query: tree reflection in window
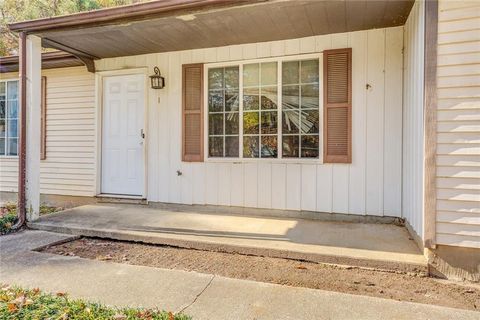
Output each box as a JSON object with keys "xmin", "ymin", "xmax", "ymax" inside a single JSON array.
[
  {"xmin": 243, "ymin": 62, "xmax": 278, "ymax": 158},
  {"xmin": 208, "ymin": 67, "xmax": 239, "ymax": 157},
  {"xmin": 207, "ymin": 58, "xmax": 319, "ymax": 159},
  {"xmin": 282, "ymin": 59, "xmax": 319, "ymax": 158}
]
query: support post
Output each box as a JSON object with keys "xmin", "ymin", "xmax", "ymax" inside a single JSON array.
[
  {"xmin": 423, "ymin": 0, "xmax": 438, "ymax": 249},
  {"xmin": 25, "ymin": 35, "xmax": 42, "ymax": 221},
  {"xmin": 16, "ymin": 32, "xmax": 27, "ymax": 228}
]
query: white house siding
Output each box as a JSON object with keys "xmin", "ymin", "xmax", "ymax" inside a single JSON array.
[
  {"xmin": 403, "ymin": 0, "xmax": 425, "ymax": 240},
  {"xmin": 0, "ymin": 66, "xmax": 96, "ymax": 197},
  {"xmin": 97, "ymin": 26, "xmax": 404, "ymax": 217},
  {"xmin": 436, "ymin": 0, "xmax": 480, "ymax": 248}
]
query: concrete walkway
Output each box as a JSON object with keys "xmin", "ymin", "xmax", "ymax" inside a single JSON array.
[
  {"xmin": 28, "ymin": 204, "xmax": 426, "ymax": 272},
  {"xmin": 0, "ymin": 230, "xmax": 478, "ymax": 320}
]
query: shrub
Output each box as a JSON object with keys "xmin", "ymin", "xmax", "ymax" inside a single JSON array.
[{"xmin": 0, "ymin": 205, "xmax": 17, "ymax": 235}]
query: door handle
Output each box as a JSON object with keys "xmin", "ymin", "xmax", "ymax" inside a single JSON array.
[{"xmin": 140, "ymin": 129, "xmax": 145, "ymax": 145}]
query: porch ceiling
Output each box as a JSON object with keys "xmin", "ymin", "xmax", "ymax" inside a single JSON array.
[{"xmin": 10, "ymin": 0, "xmax": 414, "ymax": 60}]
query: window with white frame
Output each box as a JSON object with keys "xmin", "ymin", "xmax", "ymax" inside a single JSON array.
[
  {"xmin": 206, "ymin": 56, "xmax": 320, "ymax": 159},
  {"xmin": 0, "ymin": 80, "xmax": 19, "ymax": 156},
  {"xmin": 282, "ymin": 60, "xmax": 320, "ymax": 158},
  {"xmin": 208, "ymin": 66, "xmax": 240, "ymax": 157}
]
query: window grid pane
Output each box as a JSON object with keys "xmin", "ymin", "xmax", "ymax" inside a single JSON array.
[
  {"xmin": 282, "ymin": 59, "xmax": 319, "ymax": 159},
  {"xmin": 207, "ymin": 58, "xmax": 318, "ymax": 160},
  {"xmin": 208, "ymin": 67, "xmax": 239, "ymax": 157},
  {"xmin": 243, "ymin": 62, "xmax": 278, "ymax": 158},
  {"xmin": 0, "ymin": 80, "xmax": 19, "ymax": 156}
]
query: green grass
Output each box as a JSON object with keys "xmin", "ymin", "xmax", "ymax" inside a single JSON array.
[
  {"xmin": 0, "ymin": 285, "xmax": 191, "ymax": 320},
  {"xmin": 40, "ymin": 205, "xmax": 62, "ymax": 216}
]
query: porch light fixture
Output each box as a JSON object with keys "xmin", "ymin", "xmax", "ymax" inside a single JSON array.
[{"xmin": 150, "ymin": 67, "xmax": 165, "ymax": 89}]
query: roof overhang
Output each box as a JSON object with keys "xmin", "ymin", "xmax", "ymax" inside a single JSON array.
[
  {"xmin": 8, "ymin": 0, "xmax": 414, "ymax": 71},
  {"xmin": 0, "ymin": 51, "xmax": 83, "ymax": 73}
]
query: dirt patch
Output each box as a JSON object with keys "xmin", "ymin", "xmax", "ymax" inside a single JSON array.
[{"xmin": 42, "ymin": 238, "xmax": 480, "ymax": 311}]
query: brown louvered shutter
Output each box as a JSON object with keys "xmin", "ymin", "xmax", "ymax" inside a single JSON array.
[
  {"xmin": 40, "ymin": 76, "xmax": 47, "ymax": 160},
  {"xmin": 182, "ymin": 63, "xmax": 204, "ymax": 162},
  {"xmin": 323, "ymin": 48, "xmax": 352, "ymax": 163}
]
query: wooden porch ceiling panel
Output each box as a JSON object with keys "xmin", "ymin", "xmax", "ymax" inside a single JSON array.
[{"xmin": 37, "ymin": 0, "xmax": 414, "ymax": 59}]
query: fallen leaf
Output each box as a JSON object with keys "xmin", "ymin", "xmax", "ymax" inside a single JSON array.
[
  {"xmin": 13, "ymin": 295, "xmax": 26, "ymax": 306},
  {"xmin": 97, "ymin": 255, "xmax": 112, "ymax": 261},
  {"xmin": 56, "ymin": 292, "xmax": 66, "ymax": 297},
  {"xmin": 32, "ymin": 288, "xmax": 40, "ymax": 295},
  {"xmin": 136, "ymin": 310, "xmax": 153, "ymax": 319},
  {"xmin": 168, "ymin": 311, "xmax": 175, "ymax": 320},
  {"xmin": 296, "ymin": 265, "xmax": 307, "ymax": 270},
  {"xmin": 7, "ymin": 303, "xmax": 17, "ymax": 312}
]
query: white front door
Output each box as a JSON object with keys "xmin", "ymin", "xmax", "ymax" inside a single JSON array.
[{"xmin": 101, "ymin": 74, "xmax": 145, "ymax": 196}]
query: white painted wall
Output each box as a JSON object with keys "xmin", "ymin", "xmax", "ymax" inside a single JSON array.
[
  {"xmin": 0, "ymin": 28, "xmax": 405, "ymax": 218},
  {"xmin": 403, "ymin": 0, "xmax": 425, "ymax": 239},
  {"xmin": 436, "ymin": 0, "xmax": 480, "ymax": 248},
  {"xmin": 96, "ymin": 26, "xmax": 404, "ymax": 217},
  {"xmin": 0, "ymin": 66, "xmax": 96, "ymax": 197}
]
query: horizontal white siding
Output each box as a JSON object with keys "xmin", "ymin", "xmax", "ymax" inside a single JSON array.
[
  {"xmin": 436, "ymin": 0, "xmax": 480, "ymax": 248},
  {"xmin": 97, "ymin": 26, "xmax": 404, "ymax": 217},
  {"xmin": 403, "ymin": 0, "xmax": 425, "ymax": 240},
  {"xmin": 0, "ymin": 67, "xmax": 96, "ymax": 197}
]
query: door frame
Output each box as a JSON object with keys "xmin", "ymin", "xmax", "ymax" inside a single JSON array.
[{"xmin": 95, "ymin": 67, "xmax": 149, "ymax": 199}]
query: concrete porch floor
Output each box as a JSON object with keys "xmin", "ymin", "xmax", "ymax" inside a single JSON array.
[{"xmin": 28, "ymin": 204, "xmax": 426, "ymax": 273}]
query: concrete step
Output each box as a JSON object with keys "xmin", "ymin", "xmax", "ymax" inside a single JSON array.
[
  {"xmin": 28, "ymin": 204, "xmax": 427, "ymax": 275},
  {"xmin": 29, "ymin": 222, "xmax": 427, "ymax": 275},
  {"xmin": 95, "ymin": 195, "xmax": 148, "ymax": 205}
]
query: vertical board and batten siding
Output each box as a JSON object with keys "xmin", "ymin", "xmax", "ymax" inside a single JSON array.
[
  {"xmin": 97, "ymin": 26, "xmax": 404, "ymax": 217},
  {"xmin": 403, "ymin": 0, "xmax": 425, "ymax": 239},
  {"xmin": 436, "ymin": 0, "xmax": 480, "ymax": 248},
  {"xmin": 0, "ymin": 66, "xmax": 96, "ymax": 197}
]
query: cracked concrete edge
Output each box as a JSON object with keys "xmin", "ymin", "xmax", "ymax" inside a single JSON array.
[
  {"xmin": 30, "ymin": 233, "xmax": 81, "ymax": 252},
  {"xmin": 28, "ymin": 222, "xmax": 428, "ymax": 274},
  {"xmin": 0, "ymin": 230, "xmax": 81, "ymax": 255},
  {"xmin": 177, "ymin": 275, "xmax": 216, "ymax": 315}
]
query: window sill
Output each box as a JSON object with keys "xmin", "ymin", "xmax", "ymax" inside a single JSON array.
[
  {"xmin": 203, "ymin": 157, "xmax": 327, "ymax": 165},
  {"xmin": 0, "ymin": 156, "xmax": 18, "ymax": 159}
]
